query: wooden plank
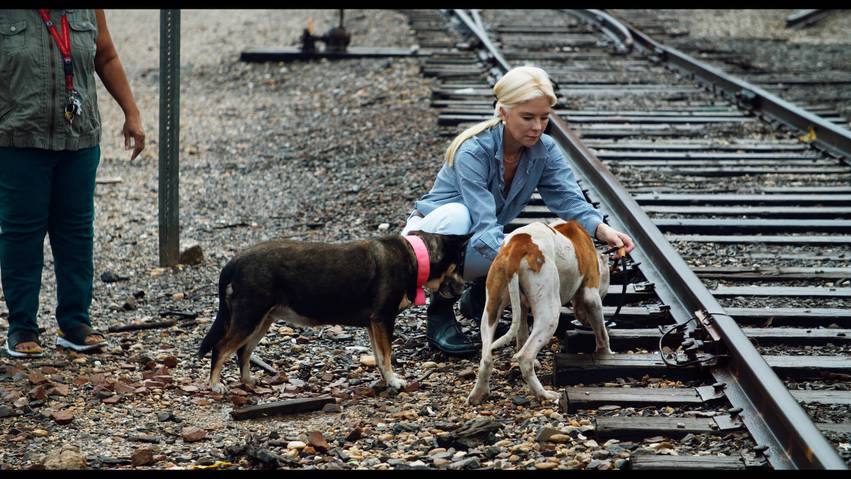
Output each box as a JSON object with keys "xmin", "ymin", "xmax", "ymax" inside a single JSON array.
[
  {"xmin": 564, "ymin": 386, "xmax": 707, "ymax": 412},
  {"xmin": 230, "ymin": 396, "xmax": 335, "ymax": 421},
  {"xmin": 654, "ymin": 218, "xmax": 851, "ymax": 233},
  {"xmin": 609, "ymin": 159, "xmax": 833, "ymax": 167},
  {"xmin": 439, "ymin": 113, "xmax": 750, "ymax": 125},
  {"xmin": 647, "ymin": 205, "xmax": 851, "ymax": 217},
  {"xmin": 598, "ymin": 151, "xmax": 821, "ymax": 160},
  {"xmin": 628, "ymin": 454, "xmax": 750, "ymax": 470},
  {"xmin": 531, "ymin": 192, "xmax": 851, "ymax": 206},
  {"xmin": 632, "ymin": 193, "xmax": 851, "ymax": 205},
  {"xmin": 554, "ymin": 353, "xmax": 851, "ymax": 385},
  {"xmin": 711, "ymin": 286, "xmax": 851, "ymax": 298},
  {"xmin": 559, "ymin": 306, "xmax": 672, "ymax": 328},
  {"xmin": 631, "ymin": 166, "xmax": 850, "ymax": 176},
  {"xmin": 576, "ymin": 129, "xmax": 706, "ymax": 138},
  {"xmin": 667, "ymin": 234, "xmax": 851, "ymax": 245},
  {"xmin": 761, "ymin": 355, "xmax": 851, "ymax": 376},
  {"xmin": 436, "ymin": 108, "xmax": 750, "ymax": 118},
  {"xmin": 560, "ymin": 306, "xmax": 851, "ymax": 328},
  {"xmin": 727, "ymin": 307, "xmax": 851, "ymax": 327},
  {"xmin": 760, "ymin": 186, "xmax": 851, "ymax": 193},
  {"xmin": 563, "ymin": 327, "xmax": 851, "ymax": 352},
  {"xmin": 583, "ymin": 141, "xmax": 808, "ymax": 151},
  {"xmin": 594, "ymin": 415, "xmax": 741, "ymax": 440},
  {"xmin": 790, "ymin": 390, "xmax": 851, "ymax": 405},
  {"xmin": 816, "ymin": 422, "xmax": 851, "ymax": 434},
  {"xmin": 692, "ymin": 266, "xmax": 851, "ymax": 280},
  {"xmin": 511, "ymin": 216, "xmax": 851, "ymax": 233},
  {"xmin": 108, "ymin": 319, "xmax": 176, "ymax": 333},
  {"xmin": 553, "ymin": 353, "xmax": 707, "ymax": 385}
]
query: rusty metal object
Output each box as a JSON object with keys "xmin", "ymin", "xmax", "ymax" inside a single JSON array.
[{"xmin": 242, "ymin": 10, "xmax": 424, "ymax": 63}]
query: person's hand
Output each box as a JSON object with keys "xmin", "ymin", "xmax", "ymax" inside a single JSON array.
[
  {"xmin": 595, "ymin": 223, "xmax": 635, "ymax": 258},
  {"xmin": 123, "ymin": 113, "xmax": 145, "ymax": 161}
]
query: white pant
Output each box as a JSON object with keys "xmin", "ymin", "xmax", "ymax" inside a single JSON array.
[{"xmin": 401, "ymin": 203, "xmax": 493, "ymax": 281}]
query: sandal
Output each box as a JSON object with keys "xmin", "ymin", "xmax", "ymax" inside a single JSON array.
[
  {"xmin": 4, "ymin": 330, "xmax": 45, "ymax": 358},
  {"xmin": 56, "ymin": 323, "xmax": 108, "ymax": 352}
]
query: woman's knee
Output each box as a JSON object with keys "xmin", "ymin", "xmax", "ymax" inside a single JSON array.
[{"xmin": 433, "ymin": 203, "xmax": 472, "ymax": 235}]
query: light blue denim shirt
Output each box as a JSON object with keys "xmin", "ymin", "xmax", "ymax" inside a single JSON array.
[{"xmin": 414, "ymin": 123, "xmax": 604, "ymax": 261}]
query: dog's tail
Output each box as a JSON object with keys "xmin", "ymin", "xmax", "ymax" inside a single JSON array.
[
  {"xmin": 492, "ymin": 273, "xmax": 522, "ymax": 350},
  {"xmin": 197, "ymin": 259, "xmax": 236, "ymax": 358}
]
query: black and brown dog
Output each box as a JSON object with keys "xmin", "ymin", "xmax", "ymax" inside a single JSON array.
[{"xmin": 198, "ymin": 231, "xmax": 470, "ymax": 394}]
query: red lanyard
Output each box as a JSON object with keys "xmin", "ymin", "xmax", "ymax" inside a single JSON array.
[{"xmin": 38, "ymin": 9, "xmax": 75, "ymax": 92}]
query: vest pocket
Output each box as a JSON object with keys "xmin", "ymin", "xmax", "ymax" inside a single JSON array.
[
  {"xmin": 69, "ymin": 17, "xmax": 98, "ymax": 55},
  {"xmin": 0, "ymin": 21, "xmax": 28, "ymax": 54}
]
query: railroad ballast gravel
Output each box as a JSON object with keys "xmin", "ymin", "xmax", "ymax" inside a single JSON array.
[
  {"xmin": 0, "ymin": 9, "xmax": 669, "ymax": 470},
  {"xmin": 0, "ymin": 9, "xmax": 847, "ymax": 470}
]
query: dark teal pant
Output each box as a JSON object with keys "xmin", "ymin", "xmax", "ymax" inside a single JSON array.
[{"xmin": 0, "ymin": 146, "xmax": 100, "ymax": 340}]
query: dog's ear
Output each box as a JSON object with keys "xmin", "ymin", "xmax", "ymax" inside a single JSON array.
[
  {"xmin": 440, "ymin": 233, "xmax": 473, "ymax": 256},
  {"xmin": 447, "ymin": 232, "xmax": 474, "ymax": 247}
]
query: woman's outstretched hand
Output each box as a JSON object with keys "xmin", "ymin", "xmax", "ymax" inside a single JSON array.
[{"xmin": 595, "ymin": 223, "xmax": 635, "ymax": 258}]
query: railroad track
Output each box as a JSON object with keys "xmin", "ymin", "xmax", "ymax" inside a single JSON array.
[
  {"xmin": 609, "ymin": 9, "xmax": 851, "ymax": 127},
  {"xmin": 403, "ymin": 9, "xmax": 850, "ymax": 470}
]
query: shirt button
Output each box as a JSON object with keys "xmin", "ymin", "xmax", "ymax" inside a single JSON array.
[{"xmin": 10, "ymin": 26, "xmax": 16, "ymax": 31}]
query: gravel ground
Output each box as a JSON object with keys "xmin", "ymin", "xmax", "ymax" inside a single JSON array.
[
  {"xmin": 0, "ymin": 9, "xmax": 641, "ymax": 471},
  {"xmin": 1, "ymin": 9, "xmax": 848, "ymax": 470},
  {"xmin": 668, "ymin": 10, "xmax": 851, "ymax": 45}
]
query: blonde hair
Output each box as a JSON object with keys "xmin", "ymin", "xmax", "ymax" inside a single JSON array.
[{"xmin": 444, "ymin": 66, "xmax": 558, "ymax": 166}]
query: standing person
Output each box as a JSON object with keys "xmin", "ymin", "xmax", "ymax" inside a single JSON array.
[
  {"xmin": 1, "ymin": 9, "xmax": 145, "ymax": 357},
  {"xmin": 402, "ymin": 66, "xmax": 634, "ymax": 356}
]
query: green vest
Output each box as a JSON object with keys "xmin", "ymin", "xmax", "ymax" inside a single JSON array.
[{"xmin": 0, "ymin": 9, "xmax": 101, "ymax": 151}]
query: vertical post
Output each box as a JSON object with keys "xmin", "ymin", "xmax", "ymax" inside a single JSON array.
[{"xmin": 159, "ymin": 10, "xmax": 180, "ymax": 266}]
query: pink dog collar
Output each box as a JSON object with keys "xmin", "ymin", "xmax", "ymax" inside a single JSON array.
[{"xmin": 403, "ymin": 235, "xmax": 430, "ymax": 306}]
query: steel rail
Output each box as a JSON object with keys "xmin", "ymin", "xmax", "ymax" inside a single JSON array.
[
  {"xmin": 786, "ymin": 10, "xmax": 831, "ymax": 29},
  {"xmin": 606, "ymin": 11, "xmax": 851, "ymax": 162},
  {"xmin": 563, "ymin": 9, "xmax": 633, "ymax": 54},
  {"xmin": 448, "ymin": 9, "xmax": 847, "ymax": 470}
]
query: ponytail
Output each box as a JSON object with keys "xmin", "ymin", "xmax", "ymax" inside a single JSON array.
[{"xmin": 444, "ymin": 117, "xmax": 501, "ymax": 167}]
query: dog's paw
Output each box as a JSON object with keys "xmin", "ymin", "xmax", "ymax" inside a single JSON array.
[
  {"xmin": 210, "ymin": 382, "xmax": 228, "ymax": 395},
  {"xmin": 387, "ymin": 376, "xmax": 407, "ymax": 391},
  {"xmin": 241, "ymin": 375, "xmax": 256, "ymax": 387},
  {"xmin": 467, "ymin": 389, "xmax": 488, "ymax": 405},
  {"xmin": 537, "ymin": 389, "xmax": 561, "ymax": 404},
  {"xmin": 594, "ymin": 347, "xmax": 615, "ymax": 356}
]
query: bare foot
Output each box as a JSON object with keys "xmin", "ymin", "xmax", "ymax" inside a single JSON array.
[
  {"xmin": 16, "ymin": 341, "xmax": 44, "ymax": 354},
  {"xmin": 84, "ymin": 333, "xmax": 105, "ymax": 345}
]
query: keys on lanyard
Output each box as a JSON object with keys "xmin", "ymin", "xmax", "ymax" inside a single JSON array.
[
  {"xmin": 65, "ymin": 90, "xmax": 83, "ymax": 125},
  {"xmin": 38, "ymin": 9, "xmax": 83, "ymax": 125}
]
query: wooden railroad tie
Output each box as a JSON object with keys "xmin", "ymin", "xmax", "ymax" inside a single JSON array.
[
  {"xmin": 562, "ymin": 386, "xmax": 851, "ymax": 413},
  {"xmin": 553, "ymin": 353, "xmax": 851, "ymax": 384},
  {"xmin": 231, "ymin": 395, "xmax": 335, "ymax": 421}
]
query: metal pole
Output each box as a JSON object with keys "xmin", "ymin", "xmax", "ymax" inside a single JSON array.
[{"xmin": 159, "ymin": 9, "xmax": 180, "ymax": 266}]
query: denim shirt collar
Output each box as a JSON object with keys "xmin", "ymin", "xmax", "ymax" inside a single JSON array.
[{"xmin": 490, "ymin": 122, "xmax": 549, "ymax": 203}]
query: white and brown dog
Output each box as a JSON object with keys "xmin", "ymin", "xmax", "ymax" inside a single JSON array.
[{"xmin": 467, "ymin": 220, "xmax": 613, "ymax": 405}]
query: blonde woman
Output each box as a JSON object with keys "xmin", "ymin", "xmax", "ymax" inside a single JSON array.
[{"xmin": 402, "ymin": 66, "xmax": 634, "ymax": 355}]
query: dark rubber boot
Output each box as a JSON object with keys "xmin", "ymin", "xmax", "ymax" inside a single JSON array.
[
  {"xmin": 459, "ymin": 278, "xmax": 511, "ymax": 337},
  {"xmin": 458, "ymin": 277, "xmax": 486, "ymax": 321},
  {"xmin": 426, "ymin": 294, "xmax": 478, "ymax": 356}
]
